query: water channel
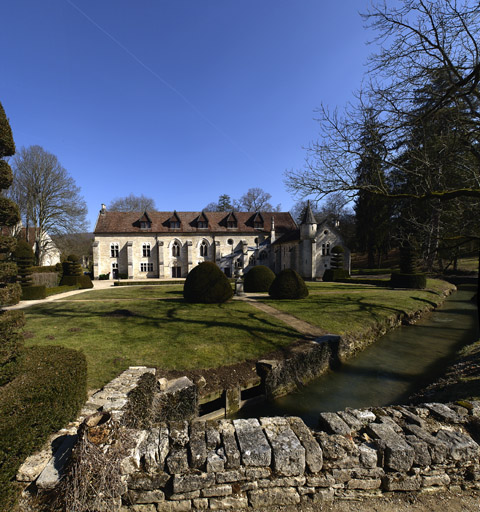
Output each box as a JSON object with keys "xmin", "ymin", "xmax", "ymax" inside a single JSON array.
[{"xmin": 235, "ymin": 284, "xmax": 479, "ymax": 427}]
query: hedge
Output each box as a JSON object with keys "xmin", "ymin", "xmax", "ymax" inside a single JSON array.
[
  {"xmin": 390, "ymin": 272, "xmax": 427, "ymax": 289},
  {"xmin": 45, "ymin": 285, "xmax": 79, "ymax": 297},
  {"xmin": 21, "ymin": 285, "xmax": 47, "ymax": 300},
  {"xmin": 60, "ymin": 275, "xmax": 93, "ymax": 289},
  {"xmin": 114, "ymin": 280, "xmax": 184, "ymax": 286},
  {"xmin": 0, "ymin": 346, "xmax": 87, "ymax": 510},
  {"xmin": 322, "ymin": 268, "xmax": 351, "ymax": 282}
]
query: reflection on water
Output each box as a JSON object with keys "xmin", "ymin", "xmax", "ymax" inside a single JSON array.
[{"xmin": 234, "ymin": 285, "xmax": 479, "ymax": 427}]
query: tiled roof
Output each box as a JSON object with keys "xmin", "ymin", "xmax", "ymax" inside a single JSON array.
[{"xmin": 94, "ymin": 211, "xmax": 297, "ymax": 234}]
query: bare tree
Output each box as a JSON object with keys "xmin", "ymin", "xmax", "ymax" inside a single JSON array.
[
  {"xmin": 11, "ymin": 145, "xmax": 88, "ymax": 264},
  {"xmin": 234, "ymin": 188, "xmax": 281, "ymax": 212},
  {"xmin": 108, "ymin": 194, "xmax": 156, "ymax": 212},
  {"xmin": 285, "ymin": 0, "xmax": 480, "ymax": 202}
]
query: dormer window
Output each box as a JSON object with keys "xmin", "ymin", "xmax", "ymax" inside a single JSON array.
[
  {"xmin": 254, "ymin": 221, "xmax": 263, "ymax": 229},
  {"xmin": 170, "ymin": 221, "xmax": 180, "ymax": 229},
  {"xmin": 140, "ymin": 221, "xmax": 151, "ymax": 229},
  {"xmin": 227, "ymin": 220, "xmax": 237, "ymax": 229},
  {"xmin": 198, "ymin": 221, "xmax": 208, "ymax": 229},
  {"xmin": 252, "ymin": 212, "xmax": 264, "ymax": 229}
]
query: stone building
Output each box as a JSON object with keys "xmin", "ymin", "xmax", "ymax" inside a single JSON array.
[{"xmin": 92, "ymin": 202, "xmax": 349, "ymax": 280}]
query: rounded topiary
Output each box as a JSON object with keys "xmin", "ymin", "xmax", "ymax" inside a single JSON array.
[
  {"xmin": 244, "ymin": 265, "xmax": 275, "ymax": 292},
  {"xmin": 183, "ymin": 262, "xmax": 233, "ymax": 303},
  {"xmin": 268, "ymin": 269, "xmax": 309, "ymax": 300}
]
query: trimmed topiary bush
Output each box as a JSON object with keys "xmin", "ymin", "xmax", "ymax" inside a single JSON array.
[
  {"xmin": 390, "ymin": 272, "xmax": 427, "ymax": 289},
  {"xmin": 13, "ymin": 240, "xmax": 34, "ymax": 288},
  {"xmin": 268, "ymin": 269, "xmax": 309, "ymax": 300},
  {"xmin": 0, "ymin": 345, "xmax": 87, "ymax": 510},
  {"xmin": 183, "ymin": 262, "xmax": 233, "ymax": 303},
  {"xmin": 21, "ymin": 285, "xmax": 47, "ymax": 300},
  {"xmin": 390, "ymin": 240, "xmax": 426, "ymax": 289},
  {"xmin": 244, "ymin": 265, "xmax": 276, "ymax": 292},
  {"xmin": 0, "ymin": 310, "xmax": 24, "ymax": 386},
  {"xmin": 61, "ymin": 274, "xmax": 93, "ymax": 289},
  {"xmin": 322, "ymin": 268, "xmax": 351, "ymax": 282},
  {"xmin": 331, "ymin": 245, "xmax": 345, "ymax": 270}
]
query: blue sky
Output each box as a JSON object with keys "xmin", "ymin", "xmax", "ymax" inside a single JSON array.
[{"xmin": 2, "ymin": 1, "xmax": 374, "ymax": 229}]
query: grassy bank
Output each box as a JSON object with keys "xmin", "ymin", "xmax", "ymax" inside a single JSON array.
[{"xmin": 262, "ymin": 279, "xmax": 454, "ymax": 336}]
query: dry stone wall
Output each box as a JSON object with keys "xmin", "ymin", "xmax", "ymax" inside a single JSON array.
[
  {"xmin": 118, "ymin": 402, "xmax": 480, "ymax": 511},
  {"xmin": 18, "ymin": 366, "xmax": 480, "ymax": 511}
]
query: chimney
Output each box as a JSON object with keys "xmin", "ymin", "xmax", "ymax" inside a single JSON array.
[
  {"xmin": 270, "ymin": 216, "xmax": 275, "ymax": 244},
  {"xmin": 100, "ymin": 204, "xmax": 106, "ymax": 214}
]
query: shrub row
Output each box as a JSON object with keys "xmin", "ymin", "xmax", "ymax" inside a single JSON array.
[
  {"xmin": 60, "ymin": 275, "xmax": 93, "ymax": 289},
  {"xmin": 322, "ymin": 268, "xmax": 351, "ymax": 282},
  {"xmin": 0, "ymin": 346, "xmax": 87, "ymax": 510},
  {"xmin": 21, "ymin": 285, "xmax": 46, "ymax": 300},
  {"xmin": 113, "ymin": 280, "xmax": 185, "ymax": 287},
  {"xmin": 390, "ymin": 272, "xmax": 427, "ymax": 289},
  {"xmin": 29, "ymin": 264, "xmax": 62, "ymax": 274}
]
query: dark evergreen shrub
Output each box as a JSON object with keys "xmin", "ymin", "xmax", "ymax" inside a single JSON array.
[
  {"xmin": 79, "ymin": 275, "xmax": 93, "ymax": 289},
  {"xmin": 0, "ymin": 310, "xmax": 24, "ymax": 386},
  {"xmin": 331, "ymin": 245, "xmax": 345, "ymax": 270},
  {"xmin": 13, "ymin": 240, "xmax": 34, "ymax": 288},
  {"xmin": 0, "ymin": 345, "xmax": 87, "ymax": 510},
  {"xmin": 323, "ymin": 268, "xmax": 350, "ymax": 282},
  {"xmin": 21, "ymin": 285, "xmax": 47, "ymax": 300},
  {"xmin": 390, "ymin": 272, "xmax": 427, "ymax": 289},
  {"xmin": 268, "ymin": 269, "xmax": 309, "ymax": 299},
  {"xmin": 67, "ymin": 254, "xmax": 83, "ymax": 276},
  {"xmin": 183, "ymin": 261, "xmax": 233, "ymax": 303},
  {"xmin": 244, "ymin": 265, "xmax": 276, "ymax": 292},
  {"xmin": 0, "ymin": 101, "xmax": 23, "ymax": 386},
  {"xmin": 98, "ymin": 273, "xmax": 110, "ymax": 280},
  {"xmin": 61, "ymin": 275, "xmax": 92, "ymax": 288}
]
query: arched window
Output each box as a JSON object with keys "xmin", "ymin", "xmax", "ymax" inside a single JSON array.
[
  {"xmin": 110, "ymin": 243, "xmax": 119, "ymax": 258},
  {"xmin": 200, "ymin": 241, "xmax": 208, "ymax": 257},
  {"xmin": 172, "ymin": 241, "xmax": 180, "ymax": 257},
  {"xmin": 143, "ymin": 243, "xmax": 151, "ymax": 257}
]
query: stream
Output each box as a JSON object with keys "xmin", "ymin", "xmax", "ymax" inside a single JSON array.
[{"xmin": 235, "ymin": 284, "xmax": 479, "ymax": 427}]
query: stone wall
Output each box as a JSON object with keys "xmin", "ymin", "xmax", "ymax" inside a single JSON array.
[
  {"xmin": 116, "ymin": 401, "xmax": 480, "ymax": 511},
  {"xmin": 18, "ymin": 366, "xmax": 480, "ymax": 510}
]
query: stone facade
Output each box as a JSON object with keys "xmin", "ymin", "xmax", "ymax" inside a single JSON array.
[{"xmin": 92, "ymin": 204, "xmax": 349, "ymax": 280}]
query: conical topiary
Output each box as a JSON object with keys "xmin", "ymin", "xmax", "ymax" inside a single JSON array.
[
  {"xmin": 244, "ymin": 265, "xmax": 275, "ymax": 292},
  {"xmin": 268, "ymin": 269, "xmax": 309, "ymax": 300},
  {"xmin": 330, "ymin": 245, "xmax": 344, "ymax": 270},
  {"xmin": 13, "ymin": 240, "xmax": 34, "ymax": 289},
  {"xmin": 183, "ymin": 262, "xmax": 233, "ymax": 303}
]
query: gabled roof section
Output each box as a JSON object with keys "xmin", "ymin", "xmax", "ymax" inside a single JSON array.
[
  {"xmin": 94, "ymin": 211, "xmax": 297, "ymax": 234},
  {"xmin": 301, "ymin": 201, "xmax": 317, "ymax": 225},
  {"xmin": 253, "ymin": 212, "xmax": 264, "ymax": 225},
  {"xmin": 167, "ymin": 211, "xmax": 181, "ymax": 223},
  {"xmin": 225, "ymin": 211, "xmax": 237, "ymax": 223},
  {"xmin": 138, "ymin": 211, "xmax": 152, "ymax": 223}
]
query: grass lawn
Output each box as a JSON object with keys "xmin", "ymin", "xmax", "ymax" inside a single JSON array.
[
  {"xmin": 67, "ymin": 284, "xmax": 184, "ymax": 300},
  {"xmin": 261, "ymin": 279, "xmax": 454, "ymax": 336},
  {"xmin": 23, "ymin": 279, "xmax": 455, "ymax": 390},
  {"xmin": 23, "ymin": 298, "xmax": 298, "ymax": 390}
]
